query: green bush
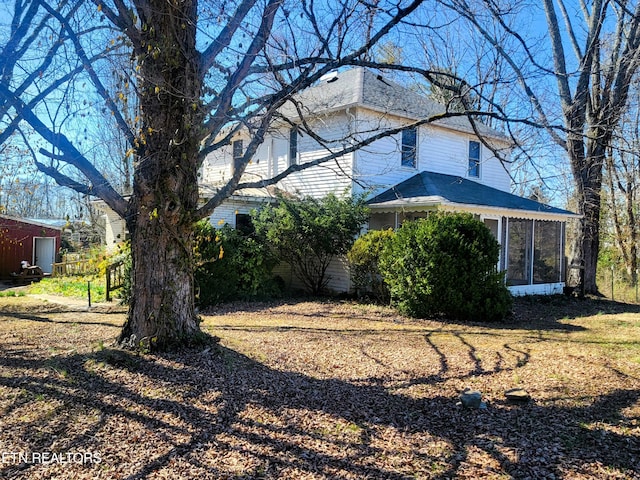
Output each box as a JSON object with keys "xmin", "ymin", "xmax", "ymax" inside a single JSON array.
[
  {"xmin": 193, "ymin": 221, "xmax": 281, "ymax": 307},
  {"xmin": 347, "ymin": 229, "xmax": 394, "ymax": 302},
  {"xmin": 253, "ymin": 193, "xmax": 369, "ymax": 295},
  {"xmin": 379, "ymin": 212, "xmax": 512, "ymax": 321}
]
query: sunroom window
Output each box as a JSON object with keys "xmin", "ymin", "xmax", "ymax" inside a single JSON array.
[
  {"xmin": 506, "ymin": 219, "xmax": 533, "ymax": 286},
  {"xmin": 506, "ymin": 219, "xmax": 563, "ymax": 286},
  {"xmin": 533, "ymin": 221, "xmax": 562, "ymax": 284}
]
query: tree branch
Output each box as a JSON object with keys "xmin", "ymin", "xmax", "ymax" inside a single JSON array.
[
  {"xmin": 199, "ymin": 0, "xmax": 259, "ymax": 72},
  {"xmin": 0, "ymin": 83, "xmax": 128, "ymax": 217},
  {"xmin": 39, "ymin": 0, "xmax": 136, "ymax": 147}
]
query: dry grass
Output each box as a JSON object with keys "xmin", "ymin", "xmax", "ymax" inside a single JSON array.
[{"xmin": 0, "ymin": 295, "xmax": 639, "ymax": 479}]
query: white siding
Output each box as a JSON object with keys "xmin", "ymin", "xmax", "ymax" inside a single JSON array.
[
  {"xmin": 202, "ymin": 113, "xmax": 354, "ymax": 199},
  {"xmin": 202, "ymin": 107, "xmax": 511, "ymax": 199},
  {"xmin": 104, "ymin": 210, "xmax": 127, "ymax": 253},
  {"xmin": 273, "ymin": 256, "xmax": 351, "ymax": 294},
  {"xmin": 208, "ymin": 198, "xmax": 268, "ymax": 228},
  {"xmin": 351, "ymin": 108, "xmax": 512, "ymax": 196},
  {"xmin": 276, "ymin": 112, "xmax": 354, "ymax": 198}
]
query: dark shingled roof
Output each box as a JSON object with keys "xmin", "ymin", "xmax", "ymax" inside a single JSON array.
[{"xmin": 367, "ymin": 171, "xmax": 575, "ymax": 216}]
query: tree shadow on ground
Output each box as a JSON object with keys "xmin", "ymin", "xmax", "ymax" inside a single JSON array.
[
  {"xmin": 0, "ymin": 312, "xmax": 123, "ymax": 326},
  {"xmin": 512, "ymin": 294, "xmax": 640, "ymax": 321},
  {"xmin": 0, "ymin": 332, "xmax": 638, "ymax": 479},
  {"xmin": 208, "ymin": 296, "xmax": 593, "ymax": 334}
]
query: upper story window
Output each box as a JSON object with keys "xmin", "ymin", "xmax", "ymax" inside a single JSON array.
[
  {"xmin": 468, "ymin": 140, "xmax": 480, "ymax": 178},
  {"xmin": 232, "ymin": 139, "xmax": 243, "ymax": 174},
  {"xmin": 232, "ymin": 139, "xmax": 243, "ymax": 160},
  {"xmin": 401, "ymin": 127, "xmax": 417, "ymax": 168},
  {"xmin": 289, "ymin": 128, "xmax": 298, "ymax": 167}
]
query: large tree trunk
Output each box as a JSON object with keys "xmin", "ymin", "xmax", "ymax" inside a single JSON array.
[
  {"xmin": 573, "ymin": 186, "xmax": 602, "ymax": 294},
  {"xmin": 567, "ymin": 132, "xmax": 605, "ymax": 295},
  {"xmin": 119, "ymin": 207, "xmax": 199, "ymax": 350},
  {"xmin": 118, "ymin": 0, "xmax": 204, "ymax": 350}
]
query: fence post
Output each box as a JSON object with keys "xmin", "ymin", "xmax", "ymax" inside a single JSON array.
[{"xmin": 106, "ymin": 266, "xmax": 112, "ymax": 302}]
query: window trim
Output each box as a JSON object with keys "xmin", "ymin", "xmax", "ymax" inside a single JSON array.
[
  {"xmin": 468, "ymin": 139, "xmax": 480, "ymax": 178},
  {"xmin": 232, "ymin": 139, "xmax": 243, "ymax": 160},
  {"xmin": 232, "ymin": 139, "xmax": 243, "ymax": 175},
  {"xmin": 289, "ymin": 127, "xmax": 298, "ymax": 167},
  {"xmin": 401, "ymin": 127, "xmax": 417, "ymax": 168}
]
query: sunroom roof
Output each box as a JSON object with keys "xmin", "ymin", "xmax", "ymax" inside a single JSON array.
[{"xmin": 367, "ymin": 171, "xmax": 576, "ymax": 218}]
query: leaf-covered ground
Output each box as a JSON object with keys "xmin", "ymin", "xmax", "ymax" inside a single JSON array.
[{"xmin": 0, "ymin": 294, "xmax": 639, "ymax": 479}]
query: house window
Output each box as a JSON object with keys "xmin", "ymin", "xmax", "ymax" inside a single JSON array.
[
  {"xmin": 232, "ymin": 139, "xmax": 243, "ymax": 160},
  {"xmin": 506, "ymin": 219, "xmax": 564, "ymax": 286},
  {"xmin": 232, "ymin": 139, "xmax": 243, "ymax": 174},
  {"xmin": 235, "ymin": 213, "xmax": 254, "ymax": 236},
  {"xmin": 506, "ymin": 219, "xmax": 533, "ymax": 286},
  {"xmin": 468, "ymin": 140, "xmax": 480, "ymax": 177},
  {"xmin": 289, "ymin": 128, "xmax": 298, "ymax": 166},
  {"xmin": 401, "ymin": 127, "xmax": 417, "ymax": 168}
]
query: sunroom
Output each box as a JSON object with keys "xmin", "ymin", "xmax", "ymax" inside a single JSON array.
[{"xmin": 366, "ymin": 171, "xmax": 579, "ymax": 296}]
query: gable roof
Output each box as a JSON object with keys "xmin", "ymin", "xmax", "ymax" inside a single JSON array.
[
  {"xmin": 287, "ymin": 68, "xmax": 507, "ymax": 141},
  {"xmin": 0, "ymin": 214, "xmax": 64, "ymax": 231},
  {"xmin": 367, "ymin": 171, "xmax": 576, "ymax": 219}
]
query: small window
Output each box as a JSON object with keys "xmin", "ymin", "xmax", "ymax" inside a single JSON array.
[
  {"xmin": 289, "ymin": 128, "xmax": 298, "ymax": 166},
  {"xmin": 468, "ymin": 140, "xmax": 480, "ymax": 177},
  {"xmin": 236, "ymin": 213, "xmax": 254, "ymax": 236},
  {"xmin": 401, "ymin": 127, "xmax": 417, "ymax": 168},
  {"xmin": 232, "ymin": 140, "xmax": 243, "ymax": 174},
  {"xmin": 232, "ymin": 139, "xmax": 243, "ymax": 160}
]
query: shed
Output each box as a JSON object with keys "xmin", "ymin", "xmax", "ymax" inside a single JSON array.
[{"xmin": 0, "ymin": 215, "xmax": 62, "ymax": 279}]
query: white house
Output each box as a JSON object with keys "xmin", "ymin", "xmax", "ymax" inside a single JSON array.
[{"xmin": 202, "ymin": 67, "xmax": 577, "ymax": 296}]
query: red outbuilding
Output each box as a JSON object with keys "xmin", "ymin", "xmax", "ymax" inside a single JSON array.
[{"xmin": 0, "ymin": 215, "xmax": 62, "ymax": 280}]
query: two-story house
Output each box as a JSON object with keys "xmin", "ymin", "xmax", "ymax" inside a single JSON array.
[{"xmin": 202, "ymin": 67, "xmax": 577, "ymax": 296}]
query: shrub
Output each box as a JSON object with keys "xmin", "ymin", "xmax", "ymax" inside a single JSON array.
[
  {"xmin": 347, "ymin": 229, "xmax": 394, "ymax": 302},
  {"xmin": 379, "ymin": 212, "xmax": 512, "ymax": 321},
  {"xmin": 253, "ymin": 193, "xmax": 369, "ymax": 295},
  {"xmin": 193, "ymin": 221, "xmax": 280, "ymax": 307}
]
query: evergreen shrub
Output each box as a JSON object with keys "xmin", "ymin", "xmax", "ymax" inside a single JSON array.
[
  {"xmin": 193, "ymin": 221, "xmax": 281, "ymax": 307},
  {"xmin": 347, "ymin": 229, "xmax": 394, "ymax": 302},
  {"xmin": 379, "ymin": 212, "xmax": 512, "ymax": 321},
  {"xmin": 253, "ymin": 193, "xmax": 369, "ymax": 295}
]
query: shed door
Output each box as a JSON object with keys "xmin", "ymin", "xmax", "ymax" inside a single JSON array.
[{"xmin": 34, "ymin": 237, "xmax": 56, "ymax": 274}]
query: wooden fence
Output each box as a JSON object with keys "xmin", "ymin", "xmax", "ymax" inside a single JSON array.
[
  {"xmin": 106, "ymin": 260, "xmax": 126, "ymax": 302},
  {"xmin": 52, "ymin": 259, "xmax": 93, "ymax": 277}
]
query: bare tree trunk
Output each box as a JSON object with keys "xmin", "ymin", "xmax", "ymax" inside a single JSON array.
[
  {"xmin": 117, "ymin": 0, "xmax": 204, "ymax": 349},
  {"xmin": 628, "ymin": 186, "xmax": 638, "ymax": 285},
  {"xmin": 119, "ymin": 208, "xmax": 199, "ymax": 350},
  {"xmin": 568, "ymin": 129, "xmax": 608, "ymax": 294},
  {"xmin": 605, "ymin": 156, "xmax": 631, "ymax": 271}
]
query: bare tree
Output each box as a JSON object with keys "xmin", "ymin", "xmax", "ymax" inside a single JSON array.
[
  {"xmin": 603, "ymin": 77, "xmax": 640, "ymax": 285},
  {"xmin": 436, "ymin": 0, "xmax": 640, "ymax": 294},
  {"xmin": 1, "ymin": 0, "xmax": 454, "ymax": 350},
  {"xmin": 1, "ymin": 0, "xmax": 530, "ymax": 349}
]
